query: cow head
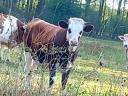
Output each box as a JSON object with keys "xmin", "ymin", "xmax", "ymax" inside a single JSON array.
[
  {"xmin": 119, "ymin": 34, "xmax": 128, "ymax": 50},
  {"xmin": 0, "ymin": 14, "xmax": 25, "ymax": 48},
  {"xmin": 58, "ymin": 17, "xmax": 94, "ymax": 51}
]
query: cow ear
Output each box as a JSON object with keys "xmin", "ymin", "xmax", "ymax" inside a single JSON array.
[
  {"xmin": 83, "ymin": 23, "xmax": 94, "ymax": 32},
  {"xmin": 118, "ymin": 36, "xmax": 124, "ymax": 41},
  {"xmin": 58, "ymin": 20, "xmax": 68, "ymax": 28},
  {"xmin": 19, "ymin": 26, "xmax": 24, "ymax": 32},
  {"xmin": 19, "ymin": 25, "xmax": 27, "ymax": 32}
]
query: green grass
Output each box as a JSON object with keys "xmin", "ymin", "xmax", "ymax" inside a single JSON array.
[{"xmin": 0, "ymin": 37, "xmax": 128, "ymax": 96}]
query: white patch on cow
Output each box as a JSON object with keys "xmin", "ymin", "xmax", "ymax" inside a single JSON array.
[
  {"xmin": 72, "ymin": 46, "xmax": 77, "ymax": 52},
  {"xmin": 0, "ymin": 15, "xmax": 18, "ymax": 43},
  {"xmin": 67, "ymin": 61, "xmax": 72, "ymax": 69},
  {"xmin": 51, "ymin": 76, "xmax": 56, "ymax": 82},
  {"xmin": 66, "ymin": 18, "xmax": 85, "ymax": 52},
  {"xmin": 61, "ymin": 61, "xmax": 72, "ymax": 73},
  {"xmin": 67, "ymin": 18, "xmax": 85, "ymax": 45}
]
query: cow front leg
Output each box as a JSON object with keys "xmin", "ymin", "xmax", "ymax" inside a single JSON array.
[
  {"xmin": 49, "ymin": 62, "xmax": 57, "ymax": 88},
  {"xmin": 24, "ymin": 52, "xmax": 33, "ymax": 95},
  {"xmin": 61, "ymin": 61, "xmax": 72, "ymax": 95},
  {"xmin": 46, "ymin": 61, "xmax": 57, "ymax": 95},
  {"xmin": 61, "ymin": 69, "xmax": 71, "ymax": 90}
]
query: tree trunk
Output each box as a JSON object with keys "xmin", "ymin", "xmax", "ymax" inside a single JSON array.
[
  {"xmin": 117, "ymin": 0, "xmax": 123, "ymax": 16},
  {"xmin": 12, "ymin": 0, "xmax": 18, "ymax": 7},
  {"xmin": 95, "ymin": 0, "xmax": 105, "ymax": 33},
  {"xmin": 84, "ymin": 0, "xmax": 91, "ymax": 17},
  {"xmin": 122, "ymin": 0, "xmax": 127, "ymax": 16},
  {"xmin": 25, "ymin": 0, "xmax": 30, "ymax": 21},
  {"xmin": 126, "ymin": 11, "xmax": 128, "ymax": 20},
  {"xmin": 26, "ymin": 0, "xmax": 30, "ymax": 13},
  {"xmin": 29, "ymin": 0, "xmax": 33, "ymax": 13},
  {"xmin": 35, "ymin": 0, "xmax": 45, "ymax": 17},
  {"xmin": 110, "ymin": 0, "xmax": 115, "ymax": 18},
  {"xmin": 21, "ymin": 0, "xmax": 25, "ymax": 8},
  {"xmin": 18, "ymin": 0, "xmax": 21, "ymax": 8},
  {"xmin": 102, "ymin": 0, "xmax": 106, "ymax": 21}
]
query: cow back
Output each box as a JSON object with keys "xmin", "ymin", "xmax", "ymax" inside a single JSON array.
[{"xmin": 23, "ymin": 19, "xmax": 68, "ymax": 53}]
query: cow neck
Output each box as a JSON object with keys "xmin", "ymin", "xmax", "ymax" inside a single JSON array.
[
  {"xmin": 61, "ymin": 29, "xmax": 69, "ymax": 48},
  {"xmin": 54, "ymin": 28, "xmax": 69, "ymax": 47},
  {"xmin": 15, "ymin": 20, "xmax": 24, "ymax": 44}
]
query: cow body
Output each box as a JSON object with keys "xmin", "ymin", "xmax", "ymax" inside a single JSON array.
[
  {"xmin": 22, "ymin": 18, "xmax": 94, "ymax": 95},
  {"xmin": 24, "ymin": 19, "xmax": 73, "ymax": 63},
  {"xmin": 0, "ymin": 13, "xmax": 24, "ymax": 61}
]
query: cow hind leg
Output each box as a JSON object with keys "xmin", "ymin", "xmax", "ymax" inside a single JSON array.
[
  {"xmin": 47, "ymin": 60, "xmax": 57, "ymax": 95},
  {"xmin": 49, "ymin": 61, "xmax": 57, "ymax": 88}
]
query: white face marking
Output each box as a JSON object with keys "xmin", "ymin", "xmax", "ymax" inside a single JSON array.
[
  {"xmin": 67, "ymin": 18, "xmax": 85, "ymax": 46},
  {"xmin": 0, "ymin": 15, "xmax": 18, "ymax": 43}
]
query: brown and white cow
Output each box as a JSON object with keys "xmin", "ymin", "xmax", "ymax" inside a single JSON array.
[
  {"xmin": 0, "ymin": 13, "xmax": 24, "ymax": 61},
  {"xmin": 22, "ymin": 18, "xmax": 94, "ymax": 94},
  {"xmin": 119, "ymin": 34, "xmax": 128, "ymax": 50},
  {"xmin": 118, "ymin": 34, "xmax": 128, "ymax": 69}
]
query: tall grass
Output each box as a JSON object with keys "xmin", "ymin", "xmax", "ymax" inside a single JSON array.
[{"xmin": 0, "ymin": 37, "xmax": 128, "ymax": 96}]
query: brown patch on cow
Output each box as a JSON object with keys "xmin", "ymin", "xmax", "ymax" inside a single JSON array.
[
  {"xmin": 0, "ymin": 13, "xmax": 7, "ymax": 34},
  {"xmin": 23, "ymin": 19, "xmax": 67, "ymax": 53}
]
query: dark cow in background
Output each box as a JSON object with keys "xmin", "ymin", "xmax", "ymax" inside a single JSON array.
[
  {"xmin": 21, "ymin": 17, "xmax": 94, "ymax": 95},
  {"xmin": 0, "ymin": 13, "xmax": 24, "ymax": 61}
]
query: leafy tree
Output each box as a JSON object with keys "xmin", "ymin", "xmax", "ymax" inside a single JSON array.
[
  {"xmin": 0, "ymin": 0, "xmax": 128, "ymax": 39},
  {"xmin": 41, "ymin": 0, "xmax": 82, "ymax": 23}
]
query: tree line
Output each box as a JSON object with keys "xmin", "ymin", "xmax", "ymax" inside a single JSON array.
[{"xmin": 0, "ymin": 0, "xmax": 128, "ymax": 39}]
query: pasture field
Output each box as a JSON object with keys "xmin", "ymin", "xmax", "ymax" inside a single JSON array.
[{"xmin": 0, "ymin": 37, "xmax": 128, "ymax": 96}]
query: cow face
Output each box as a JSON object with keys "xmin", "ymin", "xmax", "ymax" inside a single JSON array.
[
  {"xmin": 0, "ymin": 14, "xmax": 24, "ymax": 48},
  {"xmin": 119, "ymin": 34, "xmax": 128, "ymax": 50},
  {"xmin": 58, "ymin": 18, "xmax": 94, "ymax": 51},
  {"xmin": 0, "ymin": 15, "xmax": 18, "ymax": 42}
]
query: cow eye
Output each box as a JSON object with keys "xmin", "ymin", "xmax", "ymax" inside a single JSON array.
[
  {"xmin": 68, "ymin": 28, "xmax": 71, "ymax": 34},
  {"xmin": 79, "ymin": 31, "xmax": 82, "ymax": 35}
]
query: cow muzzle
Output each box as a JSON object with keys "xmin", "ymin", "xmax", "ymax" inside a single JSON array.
[{"xmin": 70, "ymin": 41, "xmax": 78, "ymax": 46}]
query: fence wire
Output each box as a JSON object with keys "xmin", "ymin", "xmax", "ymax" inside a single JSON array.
[{"xmin": 0, "ymin": 0, "xmax": 128, "ymax": 96}]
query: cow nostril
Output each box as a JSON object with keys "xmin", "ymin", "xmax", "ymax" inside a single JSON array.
[
  {"xmin": 70, "ymin": 41, "xmax": 73, "ymax": 44},
  {"xmin": 70, "ymin": 41, "xmax": 78, "ymax": 46}
]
